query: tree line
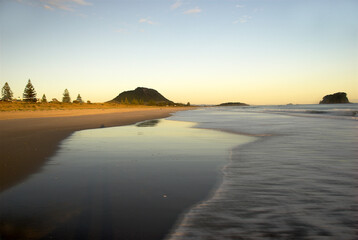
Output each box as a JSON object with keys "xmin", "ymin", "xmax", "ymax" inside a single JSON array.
[{"xmin": 1, "ymin": 80, "xmax": 85, "ymax": 103}]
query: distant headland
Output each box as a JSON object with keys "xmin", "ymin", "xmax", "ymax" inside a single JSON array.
[
  {"xmin": 218, "ymin": 102, "xmax": 249, "ymax": 107},
  {"xmin": 319, "ymin": 92, "xmax": 350, "ymax": 104}
]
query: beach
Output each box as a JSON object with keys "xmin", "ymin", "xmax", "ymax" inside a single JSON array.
[
  {"xmin": 0, "ymin": 118, "xmax": 253, "ymax": 239},
  {"xmin": 0, "ymin": 107, "xmax": 191, "ymax": 192},
  {"xmin": 0, "ymin": 104, "xmax": 356, "ymax": 239}
]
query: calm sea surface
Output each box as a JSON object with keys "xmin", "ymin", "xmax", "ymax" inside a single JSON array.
[{"xmin": 0, "ymin": 104, "xmax": 357, "ymax": 240}]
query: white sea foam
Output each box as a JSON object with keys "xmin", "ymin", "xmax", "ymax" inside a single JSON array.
[{"xmin": 167, "ymin": 104, "xmax": 358, "ymax": 239}]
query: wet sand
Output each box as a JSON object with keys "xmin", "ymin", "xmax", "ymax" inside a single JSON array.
[
  {"xmin": 0, "ymin": 119, "xmax": 251, "ymax": 239},
  {"xmin": 0, "ymin": 107, "xmax": 191, "ymax": 192}
]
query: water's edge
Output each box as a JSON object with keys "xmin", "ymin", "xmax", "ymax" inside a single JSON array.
[
  {"xmin": 166, "ymin": 106, "xmax": 358, "ymax": 239},
  {"xmin": 165, "ymin": 133, "xmax": 261, "ymax": 240}
]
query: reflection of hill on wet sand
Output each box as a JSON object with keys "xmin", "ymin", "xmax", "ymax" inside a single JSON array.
[{"xmin": 136, "ymin": 119, "xmax": 160, "ymax": 127}]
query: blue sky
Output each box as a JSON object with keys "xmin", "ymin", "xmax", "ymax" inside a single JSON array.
[{"xmin": 1, "ymin": 0, "xmax": 357, "ymax": 104}]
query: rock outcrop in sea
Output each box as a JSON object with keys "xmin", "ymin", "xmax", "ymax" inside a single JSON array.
[{"xmin": 319, "ymin": 92, "xmax": 350, "ymax": 104}]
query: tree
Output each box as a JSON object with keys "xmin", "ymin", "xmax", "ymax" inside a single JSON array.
[
  {"xmin": 23, "ymin": 79, "xmax": 37, "ymax": 102},
  {"xmin": 75, "ymin": 94, "xmax": 83, "ymax": 103},
  {"xmin": 131, "ymin": 98, "xmax": 139, "ymax": 105},
  {"xmin": 1, "ymin": 82, "xmax": 13, "ymax": 101},
  {"xmin": 41, "ymin": 94, "xmax": 47, "ymax": 103},
  {"xmin": 148, "ymin": 100, "xmax": 156, "ymax": 106},
  {"xmin": 62, "ymin": 89, "xmax": 71, "ymax": 103},
  {"xmin": 124, "ymin": 97, "xmax": 129, "ymax": 104}
]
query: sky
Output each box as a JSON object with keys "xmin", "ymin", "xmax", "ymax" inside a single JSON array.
[{"xmin": 0, "ymin": 0, "xmax": 357, "ymax": 105}]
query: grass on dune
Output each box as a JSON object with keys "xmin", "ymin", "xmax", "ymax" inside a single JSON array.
[{"xmin": 0, "ymin": 102, "xmax": 153, "ymax": 112}]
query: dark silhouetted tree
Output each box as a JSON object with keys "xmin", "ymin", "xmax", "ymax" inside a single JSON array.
[
  {"xmin": 75, "ymin": 94, "xmax": 83, "ymax": 103},
  {"xmin": 41, "ymin": 94, "xmax": 47, "ymax": 103},
  {"xmin": 1, "ymin": 82, "xmax": 13, "ymax": 101},
  {"xmin": 23, "ymin": 79, "xmax": 37, "ymax": 102},
  {"xmin": 62, "ymin": 89, "xmax": 71, "ymax": 103}
]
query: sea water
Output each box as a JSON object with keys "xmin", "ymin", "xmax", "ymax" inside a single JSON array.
[{"xmin": 167, "ymin": 104, "xmax": 358, "ymax": 239}]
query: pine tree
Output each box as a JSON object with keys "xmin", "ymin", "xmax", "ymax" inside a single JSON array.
[
  {"xmin": 23, "ymin": 79, "xmax": 37, "ymax": 102},
  {"xmin": 124, "ymin": 97, "xmax": 129, "ymax": 104},
  {"xmin": 148, "ymin": 100, "xmax": 156, "ymax": 106},
  {"xmin": 132, "ymin": 98, "xmax": 139, "ymax": 105},
  {"xmin": 1, "ymin": 82, "xmax": 13, "ymax": 101},
  {"xmin": 41, "ymin": 94, "xmax": 47, "ymax": 103},
  {"xmin": 76, "ymin": 94, "xmax": 83, "ymax": 103},
  {"xmin": 62, "ymin": 89, "xmax": 71, "ymax": 103}
]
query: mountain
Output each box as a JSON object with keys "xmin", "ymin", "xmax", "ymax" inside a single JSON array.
[
  {"xmin": 109, "ymin": 87, "xmax": 174, "ymax": 105},
  {"xmin": 319, "ymin": 92, "xmax": 350, "ymax": 104}
]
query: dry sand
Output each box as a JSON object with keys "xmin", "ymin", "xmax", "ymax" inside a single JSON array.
[
  {"xmin": 0, "ymin": 108, "xmax": 164, "ymax": 120},
  {"xmin": 0, "ymin": 107, "xmax": 192, "ymax": 192}
]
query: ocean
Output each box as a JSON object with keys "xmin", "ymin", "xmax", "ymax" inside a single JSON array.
[
  {"xmin": 167, "ymin": 104, "xmax": 358, "ymax": 239},
  {"xmin": 0, "ymin": 104, "xmax": 357, "ymax": 239}
]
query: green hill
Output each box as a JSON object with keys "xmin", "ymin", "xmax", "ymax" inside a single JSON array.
[{"xmin": 109, "ymin": 87, "xmax": 174, "ymax": 105}]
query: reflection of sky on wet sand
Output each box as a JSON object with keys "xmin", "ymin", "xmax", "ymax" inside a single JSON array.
[{"xmin": 0, "ymin": 120, "xmax": 255, "ymax": 240}]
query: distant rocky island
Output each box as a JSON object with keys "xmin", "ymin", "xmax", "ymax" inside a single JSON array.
[
  {"xmin": 218, "ymin": 102, "xmax": 249, "ymax": 107},
  {"xmin": 319, "ymin": 92, "xmax": 350, "ymax": 104},
  {"xmin": 109, "ymin": 87, "xmax": 174, "ymax": 105}
]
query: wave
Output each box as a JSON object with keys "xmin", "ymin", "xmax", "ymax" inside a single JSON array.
[{"xmin": 167, "ymin": 105, "xmax": 358, "ymax": 239}]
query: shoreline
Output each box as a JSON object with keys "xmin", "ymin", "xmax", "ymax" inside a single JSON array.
[
  {"xmin": 0, "ymin": 107, "xmax": 193, "ymax": 192},
  {"xmin": 0, "ymin": 116, "xmax": 250, "ymax": 240}
]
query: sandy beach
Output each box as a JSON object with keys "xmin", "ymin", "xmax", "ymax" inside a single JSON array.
[
  {"xmin": 0, "ymin": 107, "xmax": 191, "ymax": 192},
  {"xmin": 0, "ymin": 117, "xmax": 245, "ymax": 239}
]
